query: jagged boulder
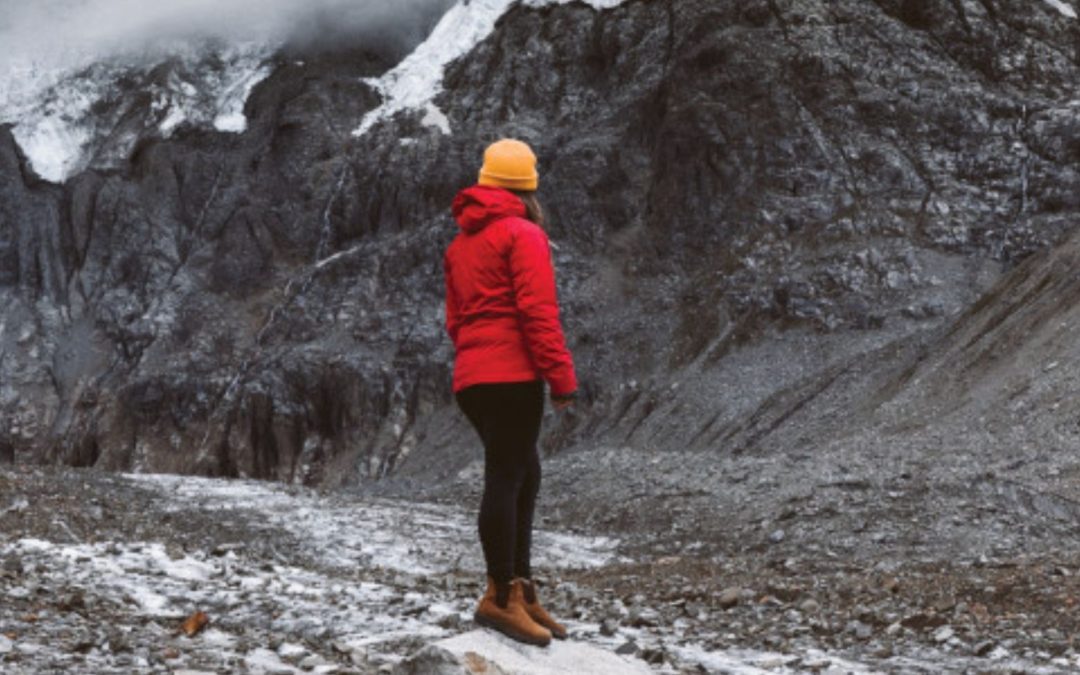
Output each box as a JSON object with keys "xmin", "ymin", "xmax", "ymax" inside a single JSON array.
[{"xmin": 394, "ymin": 630, "xmax": 652, "ymax": 675}]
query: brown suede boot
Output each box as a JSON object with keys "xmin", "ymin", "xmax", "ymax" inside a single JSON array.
[
  {"xmin": 474, "ymin": 578, "xmax": 552, "ymax": 647},
  {"xmin": 519, "ymin": 579, "xmax": 568, "ymax": 640}
]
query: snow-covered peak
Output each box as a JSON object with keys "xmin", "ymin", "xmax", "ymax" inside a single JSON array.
[
  {"xmin": 1042, "ymin": 0, "xmax": 1078, "ymax": 18},
  {"xmin": 352, "ymin": 0, "xmax": 629, "ymax": 138},
  {"xmin": 0, "ymin": 0, "xmax": 456, "ymax": 183},
  {"xmin": 1, "ymin": 45, "xmax": 273, "ymax": 183}
]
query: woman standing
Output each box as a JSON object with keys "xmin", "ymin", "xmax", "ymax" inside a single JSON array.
[{"xmin": 444, "ymin": 139, "xmax": 578, "ymax": 647}]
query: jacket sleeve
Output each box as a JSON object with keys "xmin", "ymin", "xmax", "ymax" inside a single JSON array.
[
  {"xmin": 444, "ymin": 252, "xmax": 461, "ymax": 344},
  {"xmin": 508, "ymin": 221, "xmax": 578, "ymax": 397}
]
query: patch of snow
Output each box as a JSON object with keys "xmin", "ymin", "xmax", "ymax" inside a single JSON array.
[
  {"xmin": 277, "ymin": 642, "xmax": 307, "ymax": 658},
  {"xmin": 212, "ymin": 113, "xmax": 249, "ymax": 133},
  {"xmin": 16, "ymin": 538, "xmax": 54, "ymax": 551},
  {"xmin": 127, "ymin": 473, "xmax": 621, "ymax": 574},
  {"xmin": 158, "ymin": 106, "xmax": 189, "ymax": 136},
  {"xmin": 351, "ymin": 0, "xmax": 628, "ymax": 138},
  {"xmin": 410, "ymin": 629, "xmax": 652, "ymax": 674},
  {"xmin": 672, "ymin": 644, "xmax": 848, "ymax": 675},
  {"xmin": 245, "ymin": 648, "xmax": 300, "ymax": 674},
  {"xmin": 352, "ymin": 0, "xmax": 509, "ymax": 138},
  {"xmin": 1042, "ymin": 0, "xmax": 1077, "ymax": 18},
  {"xmin": 199, "ymin": 629, "xmax": 239, "ymax": 649},
  {"xmin": 6, "ymin": 72, "xmax": 100, "ymax": 183},
  {"xmin": 213, "ymin": 61, "xmax": 274, "ymax": 132},
  {"xmin": 3, "ymin": 534, "xmax": 456, "ymax": 662},
  {"xmin": 420, "ymin": 101, "xmax": 452, "ymax": 134},
  {"xmin": 524, "ymin": 0, "xmax": 628, "ymax": 7}
]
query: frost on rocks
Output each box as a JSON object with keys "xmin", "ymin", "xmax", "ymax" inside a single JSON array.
[
  {"xmin": 1042, "ymin": 0, "xmax": 1078, "ymax": 19},
  {"xmin": 397, "ymin": 629, "xmax": 652, "ymax": 675},
  {"xmin": 128, "ymin": 473, "xmax": 620, "ymax": 574},
  {"xmin": 4, "ymin": 471, "xmax": 1078, "ymax": 674},
  {"xmin": 352, "ymin": 0, "xmax": 628, "ymax": 138},
  {"xmin": 0, "ymin": 473, "xmax": 629, "ymax": 672}
]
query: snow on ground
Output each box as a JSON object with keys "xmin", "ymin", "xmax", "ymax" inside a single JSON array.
[
  {"xmin": 351, "ymin": 0, "xmax": 628, "ymax": 138},
  {"xmin": 129, "ymin": 473, "xmax": 620, "ymax": 574},
  {"xmin": 1042, "ymin": 0, "xmax": 1078, "ymax": 19},
  {"xmin": 4, "ymin": 472, "xmax": 1079, "ymax": 673},
  {"xmin": 4, "ymin": 535, "xmax": 447, "ymax": 670},
  {"xmin": 3, "ymin": 473, "xmax": 621, "ymax": 671},
  {"xmin": 416, "ymin": 629, "xmax": 653, "ymax": 674}
]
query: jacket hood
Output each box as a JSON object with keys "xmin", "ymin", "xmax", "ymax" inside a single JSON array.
[{"xmin": 452, "ymin": 185, "xmax": 527, "ymax": 234}]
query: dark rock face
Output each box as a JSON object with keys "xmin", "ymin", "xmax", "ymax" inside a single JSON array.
[{"xmin": 2, "ymin": 0, "xmax": 1079, "ymax": 485}]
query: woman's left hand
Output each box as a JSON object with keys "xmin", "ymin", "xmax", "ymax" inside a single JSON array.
[{"xmin": 551, "ymin": 392, "xmax": 577, "ymax": 411}]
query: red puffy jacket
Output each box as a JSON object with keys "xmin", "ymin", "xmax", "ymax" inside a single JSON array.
[{"xmin": 444, "ymin": 185, "xmax": 577, "ymax": 397}]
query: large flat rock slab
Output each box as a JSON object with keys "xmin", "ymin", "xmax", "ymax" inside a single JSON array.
[{"xmin": 394, "ymin": 630, "xmax": 653, "ymax": 675}]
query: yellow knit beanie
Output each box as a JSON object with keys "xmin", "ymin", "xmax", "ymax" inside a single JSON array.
[{"xmin": 478, "ymin": 139, "xmax": 539, "ymax": 191}]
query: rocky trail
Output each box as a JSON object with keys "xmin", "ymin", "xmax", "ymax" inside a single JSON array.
[{"xmin": 3, "ymin": 465, "xmax": 1080, "ymax": 674}]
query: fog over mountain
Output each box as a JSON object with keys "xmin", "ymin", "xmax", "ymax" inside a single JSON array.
[
  {"xmin": 0, "ymin": 0, "xmax": 456, "ymax": 182},
  {"xmin": 0, "ymin": 0, "xmax": 455, "ymax": 67}
]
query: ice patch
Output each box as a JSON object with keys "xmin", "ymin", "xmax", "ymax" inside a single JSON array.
[
  {"xmin": 1043, "ymin": 0, "xmax": 1078, "ymax": 18},
  {"xmin": 351, "ymin": 0, "xmax": 628, "ymax": 138}
]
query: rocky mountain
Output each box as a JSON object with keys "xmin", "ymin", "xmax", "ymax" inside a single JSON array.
[{"xmin": 3, "ymin": 0, "xmax": 1080, "ymax": 496}]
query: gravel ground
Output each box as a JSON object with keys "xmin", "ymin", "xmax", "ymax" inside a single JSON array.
[{"xmin": 3, "ymin": 465, "xmax": 1080, "ymax": 674}]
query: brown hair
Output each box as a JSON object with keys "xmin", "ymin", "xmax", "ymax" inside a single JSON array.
[{"xmin": 513, "ymin": 191, "xmax": 545, "ymax": 228}]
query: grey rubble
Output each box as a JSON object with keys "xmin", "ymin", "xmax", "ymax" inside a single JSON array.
[{"xmin": 3, "ymin": 466, "xmax": 1079, "ymax": 674}]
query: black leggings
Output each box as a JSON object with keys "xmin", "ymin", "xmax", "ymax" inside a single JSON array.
[{"xmin": 456, "ymin": 380, "xmax": 544, "ymax": 583}]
